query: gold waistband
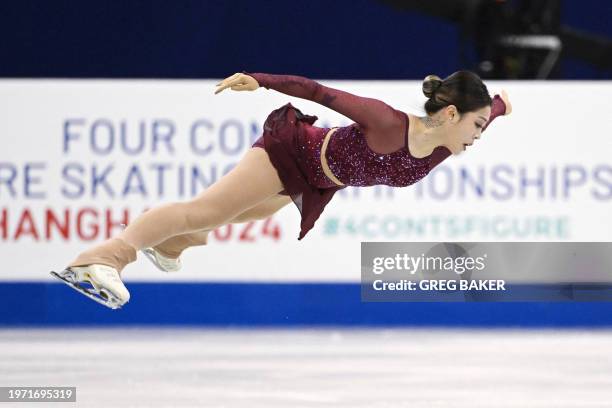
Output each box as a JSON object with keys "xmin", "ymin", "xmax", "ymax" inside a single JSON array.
[{"xmin": 320, "ymin": 127, "xmax": 345, "ymax": 186}]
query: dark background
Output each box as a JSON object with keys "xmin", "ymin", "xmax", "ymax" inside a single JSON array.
[{"xmin": 1, "ymin": 0, "xmax": 610, "ymax": 79}]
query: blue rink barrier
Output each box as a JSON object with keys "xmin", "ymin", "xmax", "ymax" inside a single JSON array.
[{"xmin": 2, "ymin": 282, "xmax": 612, "ymax": 327}]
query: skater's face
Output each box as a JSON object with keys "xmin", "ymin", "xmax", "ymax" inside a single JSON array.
[{"xmin": 444, "ymin": 105, "xmax": 492, "ymax": 155}]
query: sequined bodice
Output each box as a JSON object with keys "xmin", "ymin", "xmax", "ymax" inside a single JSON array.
[{"xmin": 325, "ymin": 120, "xmax": 430, "ymax": 187}]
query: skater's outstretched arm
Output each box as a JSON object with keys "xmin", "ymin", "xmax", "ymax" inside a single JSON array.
[{"xmin": 215, "ymin": 72, "xmax": 401, "ymax": 132}]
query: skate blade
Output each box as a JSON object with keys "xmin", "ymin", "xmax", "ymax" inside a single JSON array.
[
  {"xmin": 141, "ymin": 248, "xmax": 179, "ymax": 273},
  {"xmin": 50, "ymin": 269, "xmax": 124, "ymax": 310}
]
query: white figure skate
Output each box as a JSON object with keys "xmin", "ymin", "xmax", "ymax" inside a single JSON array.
[
  {"xmin": 141, "ymin": 247, "xmax": 182, "ymax": 273},
  {"xmin": 50, "ymin": 265, "xmax": 130, "ymax": 309}
]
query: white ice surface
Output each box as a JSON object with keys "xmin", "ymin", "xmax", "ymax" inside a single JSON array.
[{"xmin": 1, "ymin": 328, "xmax": 612, "ymax": 407}]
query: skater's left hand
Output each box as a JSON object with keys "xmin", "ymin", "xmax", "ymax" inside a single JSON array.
[{"xmin": 215, "ymin": 73, "xmax": 259, "ymax": 95}]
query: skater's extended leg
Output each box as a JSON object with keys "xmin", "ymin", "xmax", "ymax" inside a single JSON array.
[{"xmin": 68, "ymin": 147, "xmax": 285, "ymax": 272}]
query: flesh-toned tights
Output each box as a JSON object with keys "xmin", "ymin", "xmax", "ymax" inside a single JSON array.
[{"xmin": 68, "ymin": 147, "xmax": 291, "ymax": 271}]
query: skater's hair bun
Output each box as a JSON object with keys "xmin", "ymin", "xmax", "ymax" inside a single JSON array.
[
  {"xmin": 423, "ymin": 71, "xmax": 492, "ymax": 115},
  {"xmin": 422, "ymin": 75, "xmax": 442, "ymax": 98}
]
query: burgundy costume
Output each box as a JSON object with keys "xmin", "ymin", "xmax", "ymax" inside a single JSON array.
[{"xmin": 249, "ymin": 73, "xmax": 506, "ymax": 240}]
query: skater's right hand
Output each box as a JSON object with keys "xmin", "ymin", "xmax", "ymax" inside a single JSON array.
[{"xmin": 215, "ymin": 73, "xmax": 259, "ymax": 95}]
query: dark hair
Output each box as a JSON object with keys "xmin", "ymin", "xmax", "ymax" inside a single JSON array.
[{"xmin": 422, "ymin": 71, "xmax": 492, "ymax": 115}]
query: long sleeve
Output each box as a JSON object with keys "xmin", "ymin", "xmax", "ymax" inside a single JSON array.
[
  {"xmin": 247, "ymin": 73, "xmax": 400, "ymax": 133},
  {"xmin": 482, "ymin": 95, "xmax": 507, "ymax": 132},
  {"xmin": 429, "ymin": 95, "xmax": 507, "ymax": 170}
]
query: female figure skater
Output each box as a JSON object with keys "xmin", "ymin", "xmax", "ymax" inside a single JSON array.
[{"xmin": 51, "ymin": 71, "xmax": 511, "ymax": 308}]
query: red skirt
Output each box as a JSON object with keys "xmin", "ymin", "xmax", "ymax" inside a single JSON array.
[{"xmin": 252, "ymin": 103, "xmax": 346, "ymax": 240}]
